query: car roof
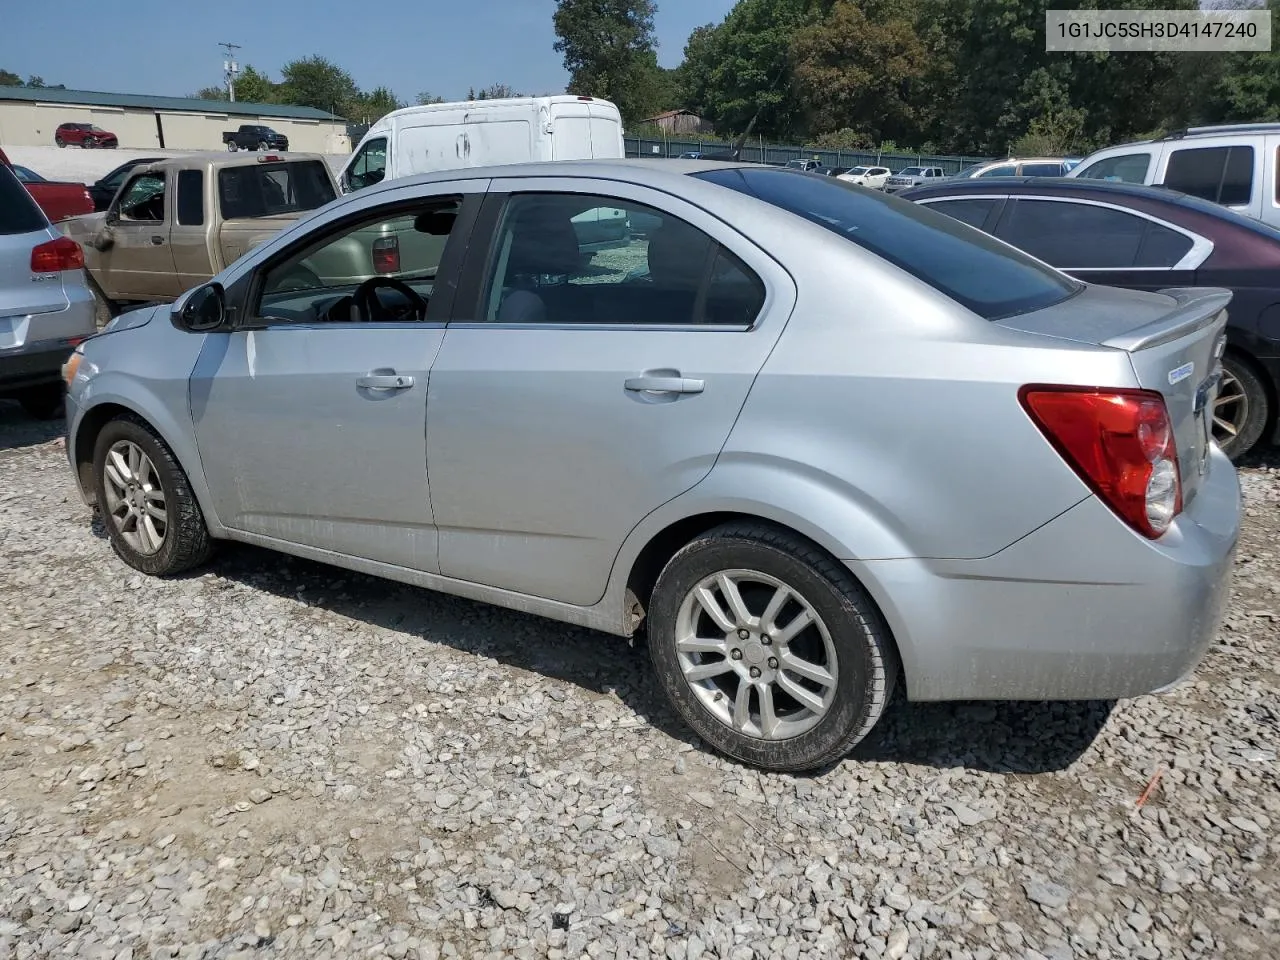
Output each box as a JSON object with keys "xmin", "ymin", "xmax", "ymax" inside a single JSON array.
[{"xmin": 899, "ymin": 175, "xmax": 1280, "ymax": 240}]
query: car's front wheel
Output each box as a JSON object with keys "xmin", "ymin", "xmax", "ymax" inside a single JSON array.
[
  {"xmin": 1214, "ymin": 353, "xmax": 1270, "ymax": 460},
  {"xmin": 647, "ymin": 522, "xmax": 898, "ymax": 771},
  {"xmin": 92, "ymin": 417, "xmax": 213, "ymax": 576},
  {"xmin": 226, "ymin": 142, "xmax": 238, "ymax": 152}
]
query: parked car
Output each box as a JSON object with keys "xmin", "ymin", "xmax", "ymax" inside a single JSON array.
[
  {"xmin": 62, "ymin": 159, "xmax": 1238, "ymax": 772},
  {"xmin": 59, "ymin": 152, "xmax": 338, "ymax": 309},
  {"xmin": 0, "ymin": 147, "xmax": 94, "ymax": 222},
  {"xmin": 786, "ymin": 158, "xmax": 827, "ymax": 173},
  {"xmin": 948, "ymin": 157, "xmax": 1076, "ymax": 179},
  {"xmin": 883, "ymin": 166, "xmax": 945, "ymax": 193},
  {"xmin": 340, "ymin": 96, "xmax": 624, "ymax": 193},
  {"xmin": 55, "ymin": 122, "xmax": 119, "ymax": 149},
  {"xmin": 838, "ymin": 165, "xmax": 892, "ymax": 190},
  {"xmin": 1069, "ymin": 122, "xmax": 1280, "ymax": 229},
  {"xmin": 0, "ymin": 162, "xmax": 96, "ymax": 418},
  {"xmin": 223, "ymin": 125, "xmax": 290, "ymax": 152},
  {"xmin": 901, "ymin": 175, "xmax": 1280, "ymax": 459},
  {"xmin": 88, "ymin": 157, "xmax": 165, "ymax": 211}
]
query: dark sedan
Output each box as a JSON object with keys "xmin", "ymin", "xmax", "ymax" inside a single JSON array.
[{"xmin": 901, "ymin": 176, "xmax": 1280, "ymax": 459}]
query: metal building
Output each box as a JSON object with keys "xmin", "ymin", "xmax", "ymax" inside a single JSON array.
[{"xmin": 0, "ymin": 86, "xmax": 349, "ymax": 153}]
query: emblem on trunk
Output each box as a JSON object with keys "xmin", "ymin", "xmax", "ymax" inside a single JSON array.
[{"xmin": 1168, "ymin": 362, "xmax": 1194, "ymax": 385}]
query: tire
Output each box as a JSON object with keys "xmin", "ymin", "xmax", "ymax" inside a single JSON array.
[
  {"xmin": 55, "ymin": 138, "xmax": 65, "ymax": 148},
  {"xmin": 1215, "ymin": 352, "xmax": 1270, "ymax": 461},
  {"xmin": 17, "ymin": 383, "xmax": 65, "ymax": 420},
  {"xmin": 92, "ymin": 415, "xmax": 213, "ymax": 576},
  {"xmin": 647, "ymin": 522, "xmax": 898, "ymax": 772},
  {"xmin": 257, "ymin": 141, "xmax": 270, "ymax": 152},
  {"xmin": 226, "ymin": 142, "xmax": 238, "ymax": 152}
]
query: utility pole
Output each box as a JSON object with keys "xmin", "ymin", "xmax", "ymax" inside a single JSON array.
[{"xmin": 220, "ymin": 42, "xmax": 241, "ymax": 102}]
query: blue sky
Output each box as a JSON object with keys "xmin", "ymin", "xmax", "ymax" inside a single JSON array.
[{"xmin": 1, "ymin": 0, "xmax": 736, "ymax": 103}]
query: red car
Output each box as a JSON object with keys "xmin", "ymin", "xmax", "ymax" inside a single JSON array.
[
  {"xmin": 55, "ymin": 122, "xmax": 118, "ymax": 149},
  {"xmin": 0, "ymin": 146, "xmax": 93, "ymax": 222}
]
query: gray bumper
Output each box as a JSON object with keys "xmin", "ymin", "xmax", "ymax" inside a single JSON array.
[{"xmin": 859, "ymin": 446, "xmax": 1241, "ymax": 702}]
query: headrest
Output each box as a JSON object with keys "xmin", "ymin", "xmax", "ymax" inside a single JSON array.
[
  {"xmin": 415, "ymin": 210, "xmax": 457, "ymax": 236},
  {"xmin": 506, "ymin": 204, "xmax": 582, "ymax": 276},
  {"xmin": 647, "ymin": 221, "xmax": 712, "ymax": 288}
]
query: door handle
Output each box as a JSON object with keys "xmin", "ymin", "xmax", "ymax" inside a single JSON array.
[
  {"xmin": 358, "ymin": 373, "xmax": 415, "ymax": 391},
  {"xmin": 150, "ymin": 236, "xmax": 164, "ymax": 245},
  {"xmin": 624, "ymin": 376, "xmax": 704, "ymax": 395}
]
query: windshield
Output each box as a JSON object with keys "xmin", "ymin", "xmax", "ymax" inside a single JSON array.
[
  {"xmin": 692, "ymin": 166, "xmax": 1081, "ymax": 321},
  {"xmin": 849, "ymin": 166, "xmax": 869, "ymax": 175},
  {"xmin": 218, "ymin": 161, "xmax": 336, "ymax": 219},
  {"xmin": 12, "ymin": 165, "xmax": 44, "ymax": 183},
  {"xmin": 89, "ymin": 126, "xmax": 106, "ymax": 132},
  {"xmin": 898, "ymin": 167, "xmax": 925, "ymax": 176}
]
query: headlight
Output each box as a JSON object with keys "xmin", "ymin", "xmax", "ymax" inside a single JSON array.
[{"xmin": 62, "ymin": 345, "xmax": 85, "ymax": 387}]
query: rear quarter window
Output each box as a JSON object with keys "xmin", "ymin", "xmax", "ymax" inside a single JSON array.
[
  {"xmin": 695, "ymin": 167, "xmax": 1080, "ymax": 320},
  {"xmin": 0, "ymin": 164, "xmax": 47, "ymax": 235},
  {"xmin": 218, "ymin": 161, "xmax": 336, "ymax": 219}
]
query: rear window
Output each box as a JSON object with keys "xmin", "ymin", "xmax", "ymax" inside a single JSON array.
[
  {"xmin": 1163, "ymin": 145, "xmax": 1254, "ymax": 206},
  {"xmin": 0, "ymin": 164, "xmax": 49, "ymax": 235},
  {"xmin": 217, "ymin": 161, "xmax": 336, "ymax": 219},
  {"xmin": 693, "ymin": 167, "xmax": 1080, "ymax": 320}
]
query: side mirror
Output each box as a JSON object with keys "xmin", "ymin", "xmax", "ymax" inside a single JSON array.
[{"xmin": 172, "ymin": 283, "xmax": 226, "ymax": 333}]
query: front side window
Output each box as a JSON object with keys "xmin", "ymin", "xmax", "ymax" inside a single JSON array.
[
  {"xmin": 255, "ymin": 198, "xmax": 463, "ymax": 325},
  {"xmin": 116, "ymin": 173, "xmax": 166, "ymax": 222},
  {"xmin": 481, "ymin": 192, "xmax": 766, "ymax": 327},
  {"xmin": 346, "ymin": 137, "xmax": 388, "ymax": 192},
  {"xmin": 899, "ymin": 167, "xmax": 925, "ymax": 176},
  {"xmin": 924, "ymin": 197, "xmax": 1000, "ymax": 229},
  {"xmin": 218, "ymin": 161, "xmax": 335, "ymax": 219},
  {"xmin": 1164, "ymin": 145, "xmax": 1254, "ymax": 206},
  {"xmin": 1075, "ymin": 152, "xmax": 1152, "ymax": 184},
  {"xmin": 848, "ymin": 166, "xmax": 869, "ymax": 176},
  {"xmin": 695, "ymin": 166, "xmax": 1079, "ymax": 320}
]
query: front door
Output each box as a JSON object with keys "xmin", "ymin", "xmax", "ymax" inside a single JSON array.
[
  {"xmin": 426, "ymin": 180, "xmax": 795, "ymax": 607},
  {"xmin": 97, "ymin": 170, "xmax": 178, "ymax": 300},
  {"xmin": 190, "ymin": 189, "xmax": 481, "ymax": 571}
]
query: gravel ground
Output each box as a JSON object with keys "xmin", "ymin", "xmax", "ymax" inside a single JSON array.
[
  {"xmin": 1, "ymin": 400, "xmax": 1278, "ymax": 960},
  {"xmin": 7, "ymin": 146, "xmax": 349, "ymax": 187}
]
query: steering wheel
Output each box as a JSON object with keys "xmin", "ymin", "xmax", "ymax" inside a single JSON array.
[{"xmin": 352, "ymin": 277, "xmax": 428, "ymax": 323}]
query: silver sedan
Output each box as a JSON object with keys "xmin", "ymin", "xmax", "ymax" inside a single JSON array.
[{"xmin": 61, "ymin": 160, "xmax": 1240, "ymax": 771}]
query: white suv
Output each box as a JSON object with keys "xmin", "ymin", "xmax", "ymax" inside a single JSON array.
[
  {"xmin": 1069, "ymin": 123, "xmax": 1280, "ymax": 228},
  {"xmin": 838, "ymin": 165, "xmax": 892, "ymax": 189}
]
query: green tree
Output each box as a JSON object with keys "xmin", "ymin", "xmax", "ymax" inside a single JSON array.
[
  {"xmin": 416, "ymin": 91, "xmax": 446, "ymax": 105},
  {"xmin": 0, "ymin": 69, "xmax": 22, "ymax": 86},
  {"xmin": 790, "ymin": 0, "xmax": 928, "ymax": 146},
  {"xmin": 475, "ymin": 83, "xmax": 522, "ymax": 100},
  {"xmin": 347, "ymin": 85, "xmax": 404, "ymax": 122},
  {"xmin": 278, "ymin": 55, "xmax": 358, "ymax": 115},
  {"xmin": 552, "ymin": 0, "xmax": 662, "ymax": 123}
]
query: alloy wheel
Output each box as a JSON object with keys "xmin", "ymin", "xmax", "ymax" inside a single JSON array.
[
  {"xmin": 101, "ymin": 440, "xmax": 168, "ymax": 555},
  {"xmin": 1213, "ymin": 367, "xmax": 1249, "ymax": 446},
  {"xmin": 674, "ymin": 569, "xmax": 838, "ymax": 740}
]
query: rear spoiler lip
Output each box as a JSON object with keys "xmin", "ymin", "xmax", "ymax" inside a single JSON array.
[{"xmin": 1101, "ymin": 287, "xmax": 1232, "ymax": 352}]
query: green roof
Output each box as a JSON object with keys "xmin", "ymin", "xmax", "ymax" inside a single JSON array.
[{"xmin": 0, "ymin": 85, "xmax": 343, "ymax": 121}]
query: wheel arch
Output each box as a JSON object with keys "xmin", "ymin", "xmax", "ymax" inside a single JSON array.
[
  {"xmin": 620, "ymin": 508, "xmax": 912, "ymax": 698},
  {"xmin": 71, "ymin": 392, "xmax": 224, "ymax": 534}
]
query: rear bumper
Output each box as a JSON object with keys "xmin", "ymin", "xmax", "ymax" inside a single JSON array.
[
  {"xmin": 0, "ymin": 336, "xmax": 81, "ymax": 392},
  {"xmin": 860, "ymin": 446, "xmax": 1240, "ymax": 701}
]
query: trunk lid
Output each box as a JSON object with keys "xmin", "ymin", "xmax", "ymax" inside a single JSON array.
[{"xmin": 997, "ymin": 284, "xmax": 1230, "ymax": 505}]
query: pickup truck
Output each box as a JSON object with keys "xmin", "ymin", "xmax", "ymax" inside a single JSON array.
[
  {"xmin": 59, "ymin": 152, "xmax": 337, "ymax": 306},
  {"xmin": 223, "ymin": 125, "xmax": 290, "ymax": 152},
  {"xmin": 0, "ymin": 146, "xmax": 94, "ymax": 222}
]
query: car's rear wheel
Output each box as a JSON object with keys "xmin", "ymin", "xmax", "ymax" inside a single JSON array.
[
  {"xmin": 257, "ymin": 141, "xmax": 270, "ymax": 151},
  {"xmin": 1214, "ymin": 353, "xmax": 1270, "ymax": 460},
  {"xmin": 92, "ymin": 417, "xmax": 213, "ymax": 576},
  {"xmin": 17, "ymin": 383, "xmax": 65, "ymax": 420},
  {"xmin": 226, "ymin": 142, "xmax": 238, "ymax": 152},
  {"xmin": 647, "ymin": 522, "xmax": 897, "ymax": 772}
]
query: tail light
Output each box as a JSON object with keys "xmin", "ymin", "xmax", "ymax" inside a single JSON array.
[
  {"xmin": 1019, "ymin": 386, "xmax": 1182, "ymax": 539},
  {"xmin": 256, "ymin": 155, "xmax": 284, "ymax": 163},
  {"xmin": 31, "ymin": 236, "xmax": 85, "ymax": 272},
  {"xmin": 372, "ymin": 236, "xmax": 400, "ymax": 274}
]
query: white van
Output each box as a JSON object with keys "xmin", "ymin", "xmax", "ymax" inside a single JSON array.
[
  {"xmin": 339, "ymin": 95, "xmax": 625, "ymax": 193},
  {"xmin": 1068, "ymin": 123, "xmax": 1280, "ymax": 228}
]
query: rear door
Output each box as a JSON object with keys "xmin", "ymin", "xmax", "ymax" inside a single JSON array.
[
  {"xmin": 0, "ymin": 166, "xmax": 67, "ymax": 349},
  {"xmin": 425, "ymin": 178, "xmax": 794, "ymax": 607},
  {"xmin": 550, "ymin": 101, "xmax": 595, "ymax": 160},
  {"xmin": 96, "ymin": 170, "xmax": 177, "ymax": 300}
]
